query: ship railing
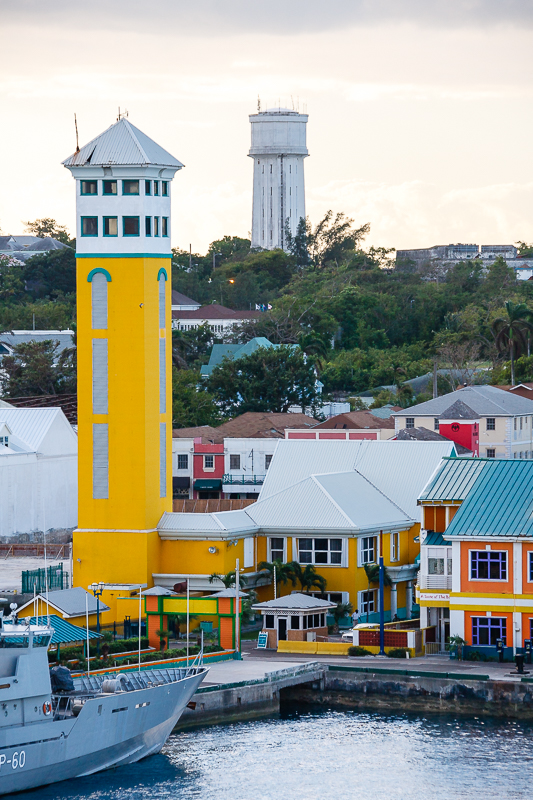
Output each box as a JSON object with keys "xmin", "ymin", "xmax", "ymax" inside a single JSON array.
[{"xmin": 52, "ymin": 693, "xmax": 92, "ymax": 720}]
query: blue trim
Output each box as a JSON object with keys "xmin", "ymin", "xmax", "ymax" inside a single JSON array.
[
  {"xmin": 81, "ymin": 216, "xmax": 98, "ymax": 237},
  {"xmin": 162, "ymin": 182, "xmax": 169, "ymax": 196},
  {"xmin": 80, "ymin": 180, "xmax": 98, "ymax": 196},
  {"xmin": 122, "ymin": 180, "xmax": 140, "ymax": 196},
  {"xmin": 154, "ymin": 181, "xmax": 160, "ymax": 196},
  {"xmin": 102, "ymin": 180, "xmax": 117, "ymax": 196},
  {"xmin": 145, "ymin": 216, "xmax": 152, "ymax": 237},
  {"xmin": 87, "ymin": 268, "xmax": 112, "ymax": 282},
  {"xmin": 77, "ymin": 253, "xmax": 171, "ymax": 259},
  {"xmin": 157, "ymin": 268, "xmax": 168, "ymax": 281},
  {"xmin": 162, "ymin": 217, "xmax": 169, "ymax": 237}
]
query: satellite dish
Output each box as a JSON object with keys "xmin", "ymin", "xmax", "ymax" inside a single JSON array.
[{"xmin": 10, "ymin": 603, "xmax": 17, "ymax": 611}]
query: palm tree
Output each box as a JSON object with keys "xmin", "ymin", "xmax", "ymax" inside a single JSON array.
[
  {"xmin": 289, "ymin": 562, "xmax": 327, "ymax": 593},
  {"xmin": 209, "ymin": 571, "xmax": 248, "ymax": 589},
  {"xmin": 363, "ymin": 563, "xmax": 392, "ymax": 622},
  {"xmin": 257, "ymin": 560, "xmax": 296, "ymax": 596},
  {"xmin": 331, "ymin": 601, "xmax": 353, "ymax": 634},
  {"xmin": 492, "ymin": 301, "xmax": 533, "ymax": 386}
]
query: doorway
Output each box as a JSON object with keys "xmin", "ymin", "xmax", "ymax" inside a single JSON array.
[{"xmin": 278, "ymin": 618, "xmax": 287, "ymax": 641}]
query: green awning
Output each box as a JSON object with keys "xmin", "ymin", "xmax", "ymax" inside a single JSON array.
[{"xmin": 194, "ymin": 479, "xmax": 222, "ymax": 490}]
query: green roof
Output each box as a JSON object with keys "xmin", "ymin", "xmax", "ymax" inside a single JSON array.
[
  {"xmin": 200, "ymin": 338, "xmax": 289, "ymax": 376},
  {"xmin": 444, "ymin": 460, "xmax": 533, "ymax": 538},
  {"xmin": 418, "ymin": 457, "xmax": 487, "ymax": 503},
  {"xmin": 423, "ymin": 531, "xmax": 448, "ymax": 546},
  {"xmin": 19, "ymin": 615, "xmax": 101, "ymax": 644}
]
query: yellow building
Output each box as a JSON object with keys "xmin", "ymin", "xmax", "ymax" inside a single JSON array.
[{"xmin": 64, "ymin": 119, "xmax": 457, "ymax": 631}]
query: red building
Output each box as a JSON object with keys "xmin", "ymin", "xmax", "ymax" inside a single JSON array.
[{"xmin": 193, "ymin": 440, "xmax": 224, "ymax": 498}]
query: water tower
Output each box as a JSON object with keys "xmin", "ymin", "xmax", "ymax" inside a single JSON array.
[{"xmin": 248, "ymin": 106, "xmax": 308, "ymax": 251}]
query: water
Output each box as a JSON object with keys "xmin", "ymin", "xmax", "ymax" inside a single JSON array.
[{"xmin": 14, "ymin": 707, "xmax": 533, "ymax": 800}]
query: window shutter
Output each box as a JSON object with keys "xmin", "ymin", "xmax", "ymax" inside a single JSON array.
[
  {"xmin": 159, "ymin": 338, "xmax": 166, "ymax": 414},
  {"xmin": 92, "ymin": 338, "xmax": 108, "ymax": 414},
  {"xmin": 244, "ymin": 537, "xmax": 254, "ymax": 568},
  {"xmin": 93, "ymin": 423, "xmax": 109, "ymax": 499},
  {"xmin": 159, "ymin": 275, "xmax": 166, "ymax": 328},
  {"xmin": 160, "ymin": 422, "xmax": 167, "ymax": 497},
  {"xmin": 91, "ymin": 272, "xmax": 108, "ymax": 329}
]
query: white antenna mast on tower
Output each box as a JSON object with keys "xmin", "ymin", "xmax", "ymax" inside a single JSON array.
[{"xmin": 257, "ymin": 95, "xmax": 261, "ymax": 112}]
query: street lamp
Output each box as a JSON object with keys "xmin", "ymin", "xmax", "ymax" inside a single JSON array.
[{"xmin": 90, "ymin": 582, "xmax": 104, "ymax": 657}]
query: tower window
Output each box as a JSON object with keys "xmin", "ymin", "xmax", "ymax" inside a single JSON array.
[
  {"xmin": 93, "ymin": 423, "xmax": 109, "ymax": 500},
  {"xmin": 160, "ymin": 423, "xmax": 167, "ymax": 498},
  {"xmin": 81, "ymin": 217, "xmax": 98, "ymax": 237},
  {"xmin": 145, "ymin": 217, "xmax": 152, "ymax": 236},
  {"xmin": 162, "ymin": 217, "xmax": 168, "ymax": 237},
  {"xmin": 123, "ymin": 216, "xmax": 140, "ymax": 236},
  {"xmin": 103, "ymin": 217, "xmax": 118, "ymax": 237},
  {"xmin": 262, "ymin": 165, "xmax": 264, "ymax": 173},
  {"xmin": 92, "ymin": 338, "xmax": 108, "ymax": 415},
  {"xmin": 122, "ymin": 180, "xmax": 139, "ymax": 195},
  {"xmin": 145, "ymin": 180, "xmax": 152, "ymax": 195},
  {"xmin": 103, "ymin": 180, "xmax": 117, "ymax": 195},
  {"xmin": 154, "ymin": 217, "xmax": 160, "ymax": 237},
  {"xmin": 289, "ymin": 165, "xmax": 292, "ymax": 173},
  {"xmin": 154, "ymin": 181, "xmax": 160, "ymax": 196},
  {"xmin": 162, "ymin": 182, "xmax": 169, "ymax": 196},
  {"xmin": 270, "ymin": 165, "xmax": 272, "ymax": 174},
  {"xmin": 81, "ymin": 180, "xmax": 98, "ymax": 195},
  {"xmin": 91, "ymin": 271, "xmax": 108, "ymax": 330}
]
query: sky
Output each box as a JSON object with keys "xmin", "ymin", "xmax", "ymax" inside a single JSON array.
[{"xmin": 1, "ymin": 0, "xmax": 532, "ymax": 254}]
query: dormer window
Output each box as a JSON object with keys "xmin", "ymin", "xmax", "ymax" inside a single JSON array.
[
  {"xmin": 162, "ymin": 181, "xmax": 169, "ymax": 196},
  {"xmin": 154, "ymin": 181, "xmax": 159, "ymax": 196},
  {"xmin": 103, "ymin": 180, "xmax": 117, "ymax": 195},
  {"xmin": 122, "ymin": 180, "xmax": 139, "ymax": 195},
  {"xmin": 81, "ymin": 180, "xmax": 98, "ymax": 195},
  {"xmin": 145, "ymin": 180, "xmax": 152, "ymax": 195},
  {"xmin": 0, "ymin": 436, "xmax": 9, "ymax": 448}
]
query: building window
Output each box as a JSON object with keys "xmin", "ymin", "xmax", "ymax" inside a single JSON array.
[
  {"xmin": 154, "ymin": 217, "xmax": 160, "ymax": 237},
  {"xmin": 391, "ymin": 532, "xmax": 399, "ymax": 562},
  {"xmin": 297, "ymin": 538, "xmax": 342, "ymax": 565},
  {"xmin": 360, "ymin": 536, "xmax": 376, "ymax": 565},
  {"xmin": 269, "ymin": 537, "xmax": 284, "ymax": 561},
  {"xmin": 290, "ymin": 616, "xmax": 300, "ymax": 630},
  {"xmin": 406, "ymin": 418, "xmax": 414, "ymax": 429},
  {"xmin": 486, "ymin": 418, "xmax": 495, "ymax": 431},
  {"xmin": 204, "ymin": 454, "xmax": 214, "ymax": 470},
  {"xmin": 81, "ymin": 216, "xmax": 98, "ymax": 237},
  {"xmin": 145, "ymin": 217, "xmax": 152, "ymax": 236},
  {"xmin": 154, "ymin": 181, "xmax": 159, "ymax": 196},
  {"xmin": 145, "ymin": 180, "xmax": 151, "ymax": 195},
  {"xmin": 359, "ymin": 590, "xmax": 377, "ymax": 616},
  {"xmin": 265, "ymin": 454, "xmax": 273, "ymax": 469},
  {"xmin": 0, "ymin": 436, "xmax": 9, "ymax": 447},
  {"xmin": 229, "ymin": 454, "xmax": 240, "ymax": 470},
  {"xmin": 486, "ymin": 449, "xmax": 496, "ymax": 458},
  {"xmin": 103, "ymin": 217, "xmax": 118, "ymax": 237},
  {"xmin": 92, "ymin": 338, "xmax": 108, "ymax": 415},
  {"xmin": 81, "ymin": 180, "xmax": 98, "ymax": 195},
  {"xmin": 428, "ymin": 557, "xmax": 444, "ymax": 575},
  {"xmin": 103, "ymin": 180, "xmax": 117, "ymax": 195},
  {"xmin": 471, "ymin": 616, "xmax": 506, "ymax": 646},
  {"xmin": 434, "ymin": 418, "xmax": 439, "ymax": 432},
  {"xmin": 162, "ymin": 217, "xmax": 169, "ymax": 237},
  {"xmin": 470, "ymin": 550, "xmax": 507, "ymax": 581},
  {"xmin": 177, "ymin": 454, "xmax": 188, "ymax": 470},
  {"xmin": 162, "ymin": 181, "xmax": 169, "ymax": 196},
  {"xmin": 123, "ymin": 216, "xmax": 140, "ymax": 236},
  {"xmin": 122, "ymin": 180, "xmax": 139, "ymax": 195},
  {"xmin": 265, "ymin": 615, "xmax": 274, "ymax": 629}
]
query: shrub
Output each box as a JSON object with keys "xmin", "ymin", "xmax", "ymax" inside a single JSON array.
[
  {"xmin": 348, "ymin": 646, "xmax": 373, "ymax": 657},
  {"xmin": 387, "ymin": 648, "xmax": 408, "ymax": 659}
]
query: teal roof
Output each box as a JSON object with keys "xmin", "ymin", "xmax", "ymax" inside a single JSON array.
[
  {"xmin": 200, "ymin": 338, "xmax": 286, "ymax": 376},
  {"xmin": 19, "ymin": 615, "xmax": 101, "ymax": 644},
  {"xmin": 423, "ymin": 531, "xmax": 448, "ymax": 546},
  {"xmin": 444, "ymin": 460, "xmax": 533, "ymax": 538},
  {"xmin": 418, "ymin": 457, "xmax": 487, "ymax": 503}
]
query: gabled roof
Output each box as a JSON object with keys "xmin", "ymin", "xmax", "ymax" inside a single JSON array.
[
  {"xmin": 395, "ymin": 426, "xmax": 472, "ymax": 454},
  {"xmin": 418, "ymin": 457, "xmax": 487, "ymax": 503},
  {"xmin": 158, "ymin": 509, "xmax": 257, "ymax": 537},
  {"xmin": 444, "ymin": 460, "xmax": 533, "ymax": 538},
  {"xmin": 171, "ymin": 290, "xmax": 200, "ymax": 306},
  {"xmin": 0, "ymin": 408, "xmax": 63, "ymax": 451},
  {"xmin": 172, "ymin": 425, "xmax": 221, "ymax": 442},
  {"xmin": 16, "ymin": 587, "xmax": 109, "ymax": 618},
  {"xmin": 314, "ymin": 411, "xmax": 395, "ymax": 430},
  {"xmin": 393, "ymin": 385, "xmax": 533, "ymax": 417},
  {"xmin": 62, "ymin": 118, "xmax": 184, "ymax": 169},
  {"xmin": 200, "ymin": 339, "xmax": 281, "ymax": 376},
  {"xmin": 438, "ymin": 400, "xmax": 479, "ymax": 420},
  {"xmin": 216, "ymin": 412, "xmax": 317, "ymax": 439},
  {"xmin": 252, "ymin": 593, "xmax": 335, "ymax": 610}
]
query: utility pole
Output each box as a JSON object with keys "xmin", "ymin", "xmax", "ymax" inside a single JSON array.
[
  {"xmin": 189, "ymin": 244, "xmax": 192, "ymax": 272},
  {"xmin": 433, "ymin": 360, "xmax": 438, "ymax": 399}
]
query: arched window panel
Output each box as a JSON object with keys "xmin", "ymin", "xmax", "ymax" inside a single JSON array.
[
  {"xmin": 159, "ymin": 338, "xmax": 166, "ymax": 414},
  {"xmin": 92, "ymin": 338, "xmax": 108, "ymax": 415},
  {"xmin": 160, "ymin": 422, "xmax": 167, "ymax": 498},
  {"xmin": 91, "ymin": 271, "xmax": 108, "ymax": 330},
  {"xmin": 158, "ymin": 271, "xmax": 167, "ymax": 329},
  {"xmin": 93, "ymin": 423, "xmax": 109, "ymax": 499}
]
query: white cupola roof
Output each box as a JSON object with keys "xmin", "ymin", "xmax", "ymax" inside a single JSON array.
[{"xmin": 62, "ymin": 118, "xmax": 184, "ymax": 169}]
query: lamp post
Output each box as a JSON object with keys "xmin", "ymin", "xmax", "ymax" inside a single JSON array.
[{"xmin": 90, "ymin": 582, "xmax": 104, "ymax": 657}]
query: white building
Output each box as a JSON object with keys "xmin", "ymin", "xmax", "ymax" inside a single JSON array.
[
  {"xmin": 0, "ymin": 408, "xmax": 78, "ymax": 538},
  {"xmin": 222, "ymin": 438, "xmax": 278, "ymax": 497},
  {"xmin": 172, "ymin": 303, "xmax": 258, "ymax": 335},
  {"xmin": 249, "ymin": 107, "xmax": 308, "ymax": 251}
]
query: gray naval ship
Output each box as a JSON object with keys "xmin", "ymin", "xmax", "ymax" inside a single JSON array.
[{"xmin": 0, "ymin": 616, "xmax": 208, "ymax": 795}]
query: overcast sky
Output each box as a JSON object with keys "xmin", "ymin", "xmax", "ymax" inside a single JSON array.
[{"xmin": 1, "ymin": 0, "xmax": 532, "ymax": 253}]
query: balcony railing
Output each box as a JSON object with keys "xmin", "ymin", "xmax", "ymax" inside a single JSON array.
[
  {"xmin": 222, "ymin": 474, "xmax": 266, "ymax": 485},
  {"xmin": 420, "ymin": 574, "xmax": 452, "ymax": 590}
]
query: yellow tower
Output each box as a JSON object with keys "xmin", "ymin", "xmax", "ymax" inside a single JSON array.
[{"xmin": 63, "ymin": 118, "xmax": 183, "ymax": 615}]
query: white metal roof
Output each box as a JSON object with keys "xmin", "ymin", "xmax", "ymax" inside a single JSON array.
[
  {"xmin": 158, "ymin": 509, "xmax": 258, "ymax": 536},
  {"xmin": 259, "ymin": 439, "xmax": 455, "ymax": 519},
  {"xmin": 252, "ymin": 593, "xmax": 335, "ymax": 610},
  {"xmin": 62, "ymin": 118, "xmax": 184, "ymax": 169},
  {"xmin": 0, "ymin": 408, "xmax": 63, "ymax": 451},
  {"xmin": 393, "ymin": 385, "xmax": 533, "ymax": 417}
]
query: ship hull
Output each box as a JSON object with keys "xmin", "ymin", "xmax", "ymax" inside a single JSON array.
[{"xmin": 0, "ymin": 668, "xmax": 206, "ymax": 796}]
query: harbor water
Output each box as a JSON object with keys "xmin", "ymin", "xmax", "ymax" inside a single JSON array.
[{"xmin": 11, "ymin": 707, "xmax": 533, "ymax": 800}]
